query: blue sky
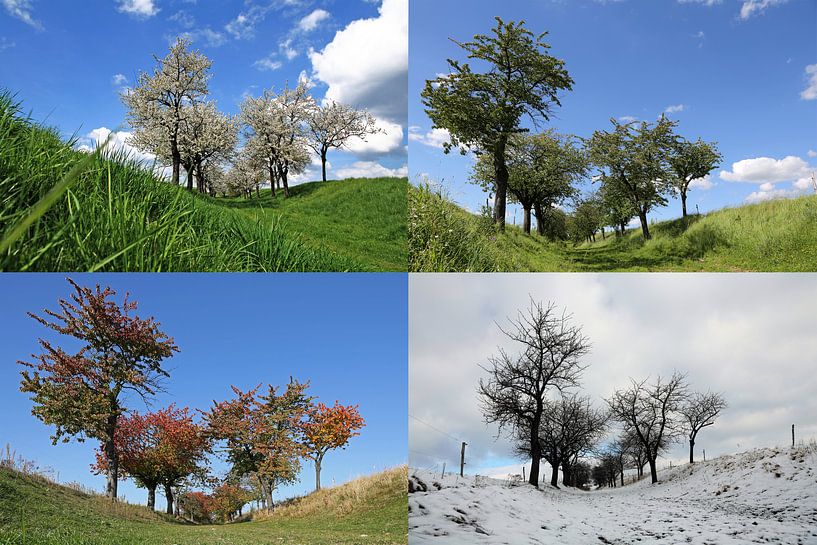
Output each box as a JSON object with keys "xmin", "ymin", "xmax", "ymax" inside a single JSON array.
[
  {"xmin": 409, "ymin": 0, "xmax": 817, "ymax": 225},
  {"xmin": 0, "ymin": 273, "xmax": 407, "ymax": 507},
  {"xmin": 0, "ymin": 0, "xmax": 407, "ymax": 183}
]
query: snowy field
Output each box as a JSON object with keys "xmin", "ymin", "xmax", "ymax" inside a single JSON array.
[{"xmin": 409, "ymin": 445, "xmax": 817, "ymax": 544}]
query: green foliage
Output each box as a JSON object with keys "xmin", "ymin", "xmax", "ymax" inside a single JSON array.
[
  {"xmin": 586, "ymin": 116, "xmax": 678, "ymax": 238},
  {"xmin": 422, "ymin": 17, "xmax": 573, "ymax": 226},
  {"xmin": 668, "ymin": 138, "xmax": 722, "ymax": 216},
  {"xmin": 0, "ymin": 92, "xmax": 400, "ymax": 271}
]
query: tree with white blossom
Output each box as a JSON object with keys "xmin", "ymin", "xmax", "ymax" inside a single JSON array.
[
  {"xmin": 307, "ymin": 101, "xmax": 379, "ymax": 182},
  {"xmin": 241, "ymin": 83, "xmax": 314, "ymax": 197},
  {"xmin": 123, "ymin": 37, "xmax": 211, "ymax": 188}
]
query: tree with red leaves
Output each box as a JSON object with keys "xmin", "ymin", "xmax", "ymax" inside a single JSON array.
[
  {"xmin": 302, "ymin": 402, "xmax": 365, "ymax": 491},
  {"xmin": 212, "ymin": 483, "xmax": 251, "ymax": 522},
  {"xmin": 205, "ymin": 379, "xmax": 312, "ymax": 510},
  {"xmin": 93, "ymin": 405, "xmax": 209, "ymax": 512},
  {"xmin": 179, "ymin": 490, "xmax": 214, "ymax": 523},
  {"xmin": 18, "ymin": 278, "xmax": 178, "ymax": 500}
]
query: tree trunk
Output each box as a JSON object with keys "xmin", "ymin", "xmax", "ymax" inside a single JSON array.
[
  {"xmin": 321, "ymin": 148, "xmax": 328, "ymax": 182},
  {"xmin": 522, "ymin": 206, "xmax": 532, "ymax": 234},
  {"xmin": 681, "ymin": 189, "xmax": 688, "ymax": 218},
  {"xmin": 104, "ymin": 416, "xmax": 118, "ymax": 500},
  {"xmin": 492, "ymin": 138, "xmax": 508, "ymax": 231},
  {"xmin": 147, "ymin": 486, "xmax": 156, "ymax": 510},
  {"xmin": 281, "ymin": 166, "xmax": 290, "ymax": 198},
  {"xmin": 550, "ymin": 461, "xmax": 559, "ymax": 487},
  {"xmin": 638, "ymin": 209, "xmax": 651, "ymax": 239},
  {"xmin": 601, "ymin": 226, "xmax": 606, "ymax": 240},
  {"xmin": 528, "ymin": 414, "xmax": 541, "ymax": 487},
  {"xmin": 171, "ymin": 141, "xmax": 181, "ymax": 187},
  {"xmin": 620, "ymin": 469, "xmax": 624, "ymax": 487},
  {"xmin": 648, "ymin": 457, "xmax": 658, "ymax": 484},
  {"xmin": 184, "ymin": 163, "xmax": 194, "ymax": 192},
  {"xmin": 534, "ymin": 203, "xmax": 546, "ymax": 236},
  {"xmin": 164, "ymin": 483, "xmax": 174, "ymax": 515},
  {"xmin": 315, "ymin": 453, "xmax": 323, "ymax": 491},
  {"xmin": 689, "ymin": 437, "xmax": 695, "ymax": 464},
  {"xmin": 196, "ymin": 161, "xmax": 206, "ymax": 193},
  {"xmin": 268, "ymin": 164, "xmax": 276, "ymax": 197},
  {"xmin": 620, "ymin": 220, "xmax": 626, "ymax": 236}
]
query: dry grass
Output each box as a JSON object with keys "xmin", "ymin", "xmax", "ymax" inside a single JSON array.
[{"xmin": 256, "ymin": 466, "xmax": 408, "ymax": 520}]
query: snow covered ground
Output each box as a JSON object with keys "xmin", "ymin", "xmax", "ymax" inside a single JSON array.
[{"xmin": 409, "ymin": 445, "xmax": 817, "ymax": 544}]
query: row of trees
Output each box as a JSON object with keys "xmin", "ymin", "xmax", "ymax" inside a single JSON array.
[
  {"xmin": 477, "ymin": 299, "xmax": 727, "ymax": 489},
  {"xmin": 423, "ymin": 18, "xmax": 722, "ymax": 239},
  {"xmin": 17, "ymin": 279, "xmax": 364, "ymax": 517},
  {"xmin": 123, "ymin": 37, "xmax": 378, "ymax": 197}
]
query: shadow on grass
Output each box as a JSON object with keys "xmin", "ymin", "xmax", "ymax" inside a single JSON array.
[
  {"xmin": 214, "ymin": 181, "xmax": 329, "ymax": 210},
  {"xmin": 650, "ymin": 214, "xmax": 703, "ymax": 238}
]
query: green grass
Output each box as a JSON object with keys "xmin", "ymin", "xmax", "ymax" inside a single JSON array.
[
  {"xmin": 218, "ymin": 178, "xmax": 407, "ymax": 271},
  {"xmin": 0, "ymin": 92, "xmax": 406, "ymax": 271},
  {"xmin": 0, "ymin": 465, "xmax": 408, "ymax": 545},
  {"xmin": 409, "ymin": 183, "xmax": 817, "ymax": 271}
]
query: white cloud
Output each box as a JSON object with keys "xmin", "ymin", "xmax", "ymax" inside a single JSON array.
[
  {"xmin": 117, "ymin": 0, "xmax": 159, "ymax": 19},
  {"xmin": 344, "ymin": 117, "xmax": 404, "ymax": 156},
  {"xmin": 111, "ymin": 73, "xmax": 128, "ymax": 86},
  {"xmin": 808, "ymin": 150, "xmax": 817, "ymax": 158},
  {"xmin": 280, "ymin": 38, "xmax": 298, "ymax": 60},
  {"xmin": 2, "ymin": 0, "xmax": 42, "ymax": 29},
  {"xmin": 77, "ymin": 127, "xmax": 158, "ymax": 167},
  {"xmin": 308, "ymin": 0, "xmax": 407, "ymax": 124},
  {"xmin": 758, "ymin": 182, "xmax": 775, "ymax": 192},
  {"xmin": 800, "ymin": 64, "xmax": 817, "ymax": 101},
  {"xmin": 745, "ymin": 187, "xmax": 803, "ymax": 203},
  {"xmin": 253, "ymin": 55, "xmax": 282, "ymax": 71},
  {"xmin": 678, "ymin": 0, "xmax": 721, "ymax": 5},
  {"xmin": 664, "ymin": 104, "xmax": 686, "ymax": 114},
  {"xmin": 0, "ymin": 37, "xmax": 14, "ymax": 51},
  {"xmin": 409, "ymin": 127, "xmax": 451, "ymax": 149},
  {"xmin": 297, "ymin": 9, "xmax": 330, "ymax": 32},
  {"xmin": 333, "ymin": 161, "xmax": 407, "ymax": 179},
  {"xmin": 617, "ymin": 115, "xmax": 638, "ymax": 123},
  {"xmin": 688, "ymin": 174, "xmax": 715, "ymax": 190},
  {"xmin": 739, "ymin": 0, "xmax": 788, "ymax": 20},
  {"xmin": 719, "ymin": 155, "xmax": 811, "ymax": 183}
]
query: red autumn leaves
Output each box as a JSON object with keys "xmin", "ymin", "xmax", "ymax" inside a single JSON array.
[{"xmin": 17, "ymin": 279, "xmax": 365, "ymax": 515}]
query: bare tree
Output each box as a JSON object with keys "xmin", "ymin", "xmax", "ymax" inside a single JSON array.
[
  {"xmin": 621, "ymin": 427, "xmax": 650, "ymax": 478},
  {"xmin": 680, "ymin": 391, "xmax": 727, "ymax": 464},
  {"xmin": 478, "ymin": 300, "xmax": 590, "ymax": 487},
  {"xmin": 123, "ymin": 37, "xmax": 211, "ymax": 187},
  {"xmin": 607, "ymin": 372, "xmax": 688, "ymax": 484},
  {"xmin": 307, "ymin": 101, "xmax": 379, "ymax": 182}
]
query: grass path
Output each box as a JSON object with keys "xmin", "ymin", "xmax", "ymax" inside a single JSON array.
[
  {"xmin": 0, "ymin": 466, "xmax": 407, "ymax": 545},
  {"xmin": 409, "ymin": 184, "xmax": 817, "ymax": 272}
]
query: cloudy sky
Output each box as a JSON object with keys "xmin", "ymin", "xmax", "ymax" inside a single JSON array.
[
  {"xmin": 409, "ymin": 274, "xmax": 817, "ymax": 478},
  {"xmin": 409, "ymin": 0, "xmax": 817, "ymax": 225},
  {"xmin": 0, "ymin": 0, "xmax": 407, "ymax": 182}
]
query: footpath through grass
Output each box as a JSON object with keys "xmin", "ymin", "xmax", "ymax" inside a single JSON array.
[
  {"xmin": 217, "ymin": 178, "xmax": 408, "ymax": 271},
  {"xmin": 0, "ymin": 466, "xmax": 408, "ymax": 545},
  {"xmin": 409, "ymin": 184, "xmax": 817, "ymax": 272},
  {"xmin": 0, "ymin": 92, "xmax": 406, "ymax": 271}
]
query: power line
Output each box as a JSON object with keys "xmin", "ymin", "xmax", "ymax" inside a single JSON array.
[{"xmin": 409, "ymin": 414, "xmax": 463, "ymax": 443}]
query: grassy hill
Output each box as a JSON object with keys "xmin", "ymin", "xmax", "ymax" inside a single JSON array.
[
  {"xmin": 409, "ymin": 184, "xmax": 817, "ymax": 272},
  {"xmin": 0, "ymin": 92, "xmax": 407, "ymax": 272},
  {"xmin": 0, "ymin": 465, "xmax": 408, "ymax": 545},
  {"xmin": 218, "ymin": 178, "xmax": 407, "ymax": 271}
]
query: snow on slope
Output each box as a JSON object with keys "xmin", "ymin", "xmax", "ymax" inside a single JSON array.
[{"xmin": 409, "ymin": 445, "xmax": 817, "ymax": 544}]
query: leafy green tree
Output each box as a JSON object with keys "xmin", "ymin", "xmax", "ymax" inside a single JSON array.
[
  {"xmin": 570, "ymin": 195, "xmax": 604, "ymax": 244},
  {"xmin": 422, "ymin": 17, "xmax": 573, "ymax": 230},
  {"xmin": 669, "ymin": 138, "xmax": 722, "ymax": 218},
  {"xmin": 598, "ymin": 182, "xmax": 637, "ymax": 237},
  {"xmin": 586, "ymin": 117, "xmax": 677, "ymax": 239},
  {"xmin": 471, "ymin": 131, "xmax": 586, "ymax": 236}
]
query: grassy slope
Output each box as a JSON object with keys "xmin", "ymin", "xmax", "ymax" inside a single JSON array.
[
  {"xmin": 409, "ymin": 184, "xmax": 817, "ymax": 272},
  {"xmin": 0, "ymin": 93, "xmax": 406, "ymax": 272},
  {"xmin": 218, "ymin": 178, "xmax": 408, "ymax": 272},
  {"xmin": 0, "ymin": 466, "xmax": 407, "ymax": 545}
]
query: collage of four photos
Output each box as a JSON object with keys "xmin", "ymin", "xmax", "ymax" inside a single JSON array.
[{"xmin": 0, "ymin": 0, "xmax": 815, "ymax": 544}]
